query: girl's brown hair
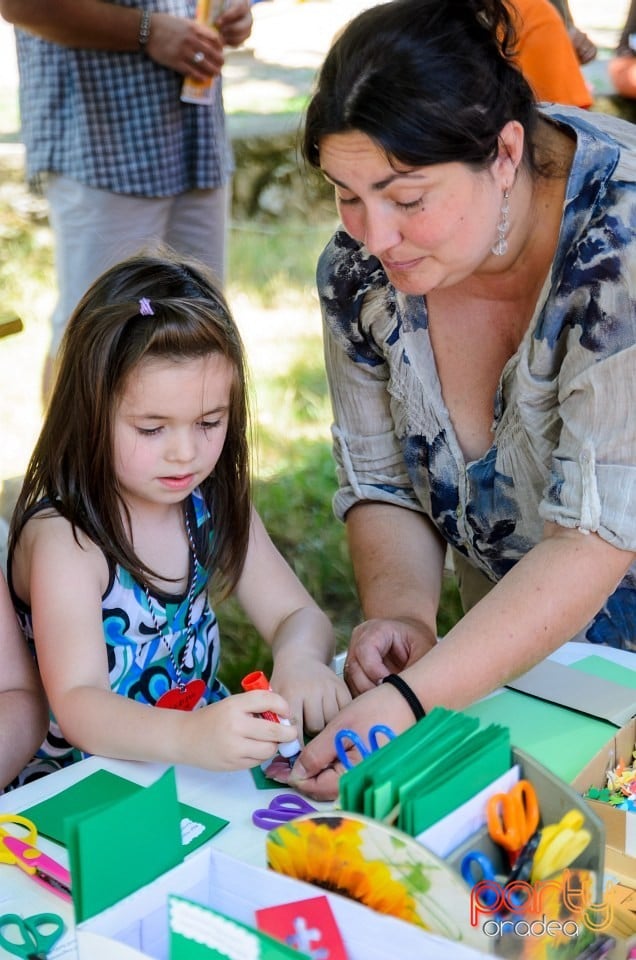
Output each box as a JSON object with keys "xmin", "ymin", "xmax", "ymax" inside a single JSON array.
[{"xmin": 10, "ymin": 250, "xmax": 251, "ymax": 599}]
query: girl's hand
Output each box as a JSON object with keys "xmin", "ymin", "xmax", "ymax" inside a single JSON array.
[
  {"xmin": 188, "ymin": 690, "xmax": 301, "ymax": 771},
  {"xmin": 271, "ymin": 659, "xmax": 352, "ymax": 737}
]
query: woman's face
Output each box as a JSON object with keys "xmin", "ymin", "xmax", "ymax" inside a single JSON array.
[{"xmin": 319, "ymin": 130, "xmax": 507, "ymax": 295}]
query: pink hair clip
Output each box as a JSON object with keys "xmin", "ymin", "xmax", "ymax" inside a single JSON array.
[{"xmin": 139, "ymin": 297, "xmax": 154, "ymax": 316}]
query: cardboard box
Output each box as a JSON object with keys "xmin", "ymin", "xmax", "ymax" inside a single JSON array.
[
  {"xmin": 572, "ymin": 718, "xmax": 636, "ymax": 881},
  {"xmin": 77, "ymin": 847, "xmax": 490, "ymax": 960},
  {"xmin": 504, "ymin": 655, "xmax": 636, "ymax": 882},
  {"xmin": 75, "ymin": 745, "xmax": 606, "ymax": 960},
  {"xmin": 508, "ymin": 659, "xmax": 636, "ymax": 728}
]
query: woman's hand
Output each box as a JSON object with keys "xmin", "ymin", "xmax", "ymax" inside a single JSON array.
[
  {"xmin": 344, "ymin": 617, "xmax": 437, "ymax": 695},
  {"xmin": 281, "ymin": 681, "xmax": 417, "ymax": 801}
]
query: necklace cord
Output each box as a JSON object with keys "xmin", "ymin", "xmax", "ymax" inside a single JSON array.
[{"xmin": 141, "ymin": 508, "xmax": 199, "ymax": 692}]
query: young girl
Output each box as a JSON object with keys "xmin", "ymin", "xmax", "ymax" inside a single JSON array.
[{"xmin": 7, "ymin": 251, "xmax": 350, "ymax": 783}]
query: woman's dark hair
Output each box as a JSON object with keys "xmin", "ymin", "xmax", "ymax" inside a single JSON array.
[
  {"xmin": 9, "ymin": 249, "xmax": 251, "ymax": 600},
  {"xmin": 302, "ymin": 0, "xmax": 540, "ymax": 174}
]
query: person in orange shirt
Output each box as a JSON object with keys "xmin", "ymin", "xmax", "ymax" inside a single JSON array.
[{"xmin": 509, "ymin": 0, "xmax": 593, "ymax": 108}]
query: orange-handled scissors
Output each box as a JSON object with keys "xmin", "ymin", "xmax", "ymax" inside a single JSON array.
[{"xmin": 487, "ymin": 779, "xmax": 540, "ymax": 865}]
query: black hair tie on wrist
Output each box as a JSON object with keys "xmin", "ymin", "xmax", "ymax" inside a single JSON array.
[{"xmin": 381, "ymin": 673, "xmax": 426, "ymax": 721}]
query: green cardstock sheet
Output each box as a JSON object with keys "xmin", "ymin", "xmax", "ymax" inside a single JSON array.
[
  {"xmin": 462, "ymin": 689, "xmax": 616, "ymax": 782},
  {"xmin": 67, "ymin": 767, "xmax": 184, "ymax": 923},
  {"xmin": 399, "ymin": 724, "xmax": 511, "ymax": 835},
  {"xmin": 250, "ymin": 765, "xmax": 285, "ymax": 790},
  {"xmin": 572, "ymin": 654, "xmax": 636, "ymax": 690},
  {"xmin": 339, "ymin": 711, "xmax": 459, "ymax": 814},
  {"xmin": 338, "ymin": 707, "xmax": 512, "ymax": 837},
  {"xmin": 22, "ymin": 768, "xmax": 142, "ymax": 839},
  {"xmin": 21, "ymin": 768, "xmax": 228, "ymax": 854}
]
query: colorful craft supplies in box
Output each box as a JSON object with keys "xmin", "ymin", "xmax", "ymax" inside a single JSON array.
[
  {"xmin": 266, "ymin": 708, "xmax": 606, "ymax": 959},
  {"xmin": 573, "ymin": 717, "xmax": 636, "ymax": 885}
]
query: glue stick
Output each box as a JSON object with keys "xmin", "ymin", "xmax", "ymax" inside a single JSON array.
[{"xmin": 241, "ymin": 670, "xmax": 302, "ymax": 761}]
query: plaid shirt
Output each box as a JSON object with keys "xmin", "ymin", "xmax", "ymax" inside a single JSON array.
[{"xmin": 15, "ymin": 0, "xmax": 233, "ymax": 196}]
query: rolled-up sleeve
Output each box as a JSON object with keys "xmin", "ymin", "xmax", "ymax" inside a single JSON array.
[{"xmin": 541, "ymin": 340, "xmax": 636, "ymax": 549}]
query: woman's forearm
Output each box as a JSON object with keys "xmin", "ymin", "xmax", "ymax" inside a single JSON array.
[
  {"xmin": 346, "ymin": 501, "xmax": 445, "ymax": 635},
  {"xmin": 400, "ymin": 524, "xmax": 636, "ymax": 710}
]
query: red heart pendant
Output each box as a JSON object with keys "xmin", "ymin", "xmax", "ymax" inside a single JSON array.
[{"xmin": 156, "ymin": 679, "xmax": 206, "ymax": 711}]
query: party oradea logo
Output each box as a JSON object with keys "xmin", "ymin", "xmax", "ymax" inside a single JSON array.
[{"xmin": 470, "ymin": 868, "xmax": 614, "ymax": 943}]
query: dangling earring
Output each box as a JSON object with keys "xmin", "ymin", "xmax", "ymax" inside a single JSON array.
[{"xmin": 491, "ymin": 188, "xmax": 510, "ymax": 257}]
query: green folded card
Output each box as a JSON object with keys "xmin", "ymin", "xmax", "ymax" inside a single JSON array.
[
  {"xmin": 338, "ymin": 707, "xmax": 511, "ymax": 837},
  {"xmin": 67, "ymin": 768, "xmax": 184, "ymax": 923},
  {"xmin": 399, "ymin": 724, "xmax": 511, "ymax": 835},
  {"xmin": 339, "ymin": 708, "xmax": 459, "ymax": 815},
  {"xmin": 22, "ymin": 768, "xmax": 228, "ymax": 855}
]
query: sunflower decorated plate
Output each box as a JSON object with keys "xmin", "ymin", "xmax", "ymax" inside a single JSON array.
[{"xmin": 265, "ymin": 811, "xmax": 483, "ymax": 951}]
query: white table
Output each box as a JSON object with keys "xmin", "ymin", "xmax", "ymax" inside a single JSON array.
[
  {"xmin": 0, "ymin": 758, "xmax": 312, "ymax": 955},
  {"xmin": 0, "ymin": 641, "xmax": 632, "ymax": 958},
  {"xmin": 0, "ymin": 758, "xmax": 492, "ymax": 960}
]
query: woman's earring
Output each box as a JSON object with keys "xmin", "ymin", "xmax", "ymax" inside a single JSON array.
[{"xmin": 491, "ymin": 188, "xmax": 510, "ymax": 257}]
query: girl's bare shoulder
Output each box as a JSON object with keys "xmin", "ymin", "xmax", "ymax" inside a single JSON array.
[
  {"xmin": 20, "ymin": 507, "xmax": 95, "ymax": 548},
  {"xmin": 13, "ymin": 509, "xmax": 109, "ymax": 599}
]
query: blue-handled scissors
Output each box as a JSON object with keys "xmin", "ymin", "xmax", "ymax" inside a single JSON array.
[
  {"xmin": 334, "ymin": 724, "xmax": 396, "ymax": 770},
  {"xmin": 461, "ymin": 851, "xmax": 502, "ymax": 900},
  {"xmin": 0, "ymin": 912, "xmax": 65, "ymax": 960},
  {"xmin": 461, "ymin": 851, "xmax": 528, "ymax": 913},
  {"xmin": 252, "ymin": 793, "xmax": 317, "ymax": 830}
]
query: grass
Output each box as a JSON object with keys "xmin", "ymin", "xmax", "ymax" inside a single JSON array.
[
  {"xmin": 219, "ymin": 214, "xmax": 463, "ymax": 691},
  {"xmin": 0, "ymin": 155, "xmax": 463, "ymax": 696},
  {"xmin": 230, "ymin": 94, "xmax": 310, "ymax": 117}
]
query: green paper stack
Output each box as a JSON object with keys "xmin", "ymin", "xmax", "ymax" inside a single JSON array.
[{"xmin": 339, "ymin": 707, "xmax": 511, "ymax": 836}]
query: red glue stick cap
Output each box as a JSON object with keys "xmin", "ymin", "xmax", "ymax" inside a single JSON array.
[{"xmin": 241, "ymin": 670, "xmax": 270, "ymax": 692}]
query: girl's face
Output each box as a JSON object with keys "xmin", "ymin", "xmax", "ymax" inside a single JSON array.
[
  {"xmin": 319, "ymin": 130, "xmax": 507, "ymax": 295},
  {"xmin": 113, "ymin": 353, "xmax": 234, "ymax": 512}
]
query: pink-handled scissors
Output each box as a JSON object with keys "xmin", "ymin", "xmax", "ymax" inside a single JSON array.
[{"xmin": 0, "ymin": 814, "xmax": 72, "ymax": 903}]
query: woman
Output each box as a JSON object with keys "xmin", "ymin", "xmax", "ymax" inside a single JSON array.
[{"xmin": 282, "ymin": 0, "xmax": 636, "ymax": 800}]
